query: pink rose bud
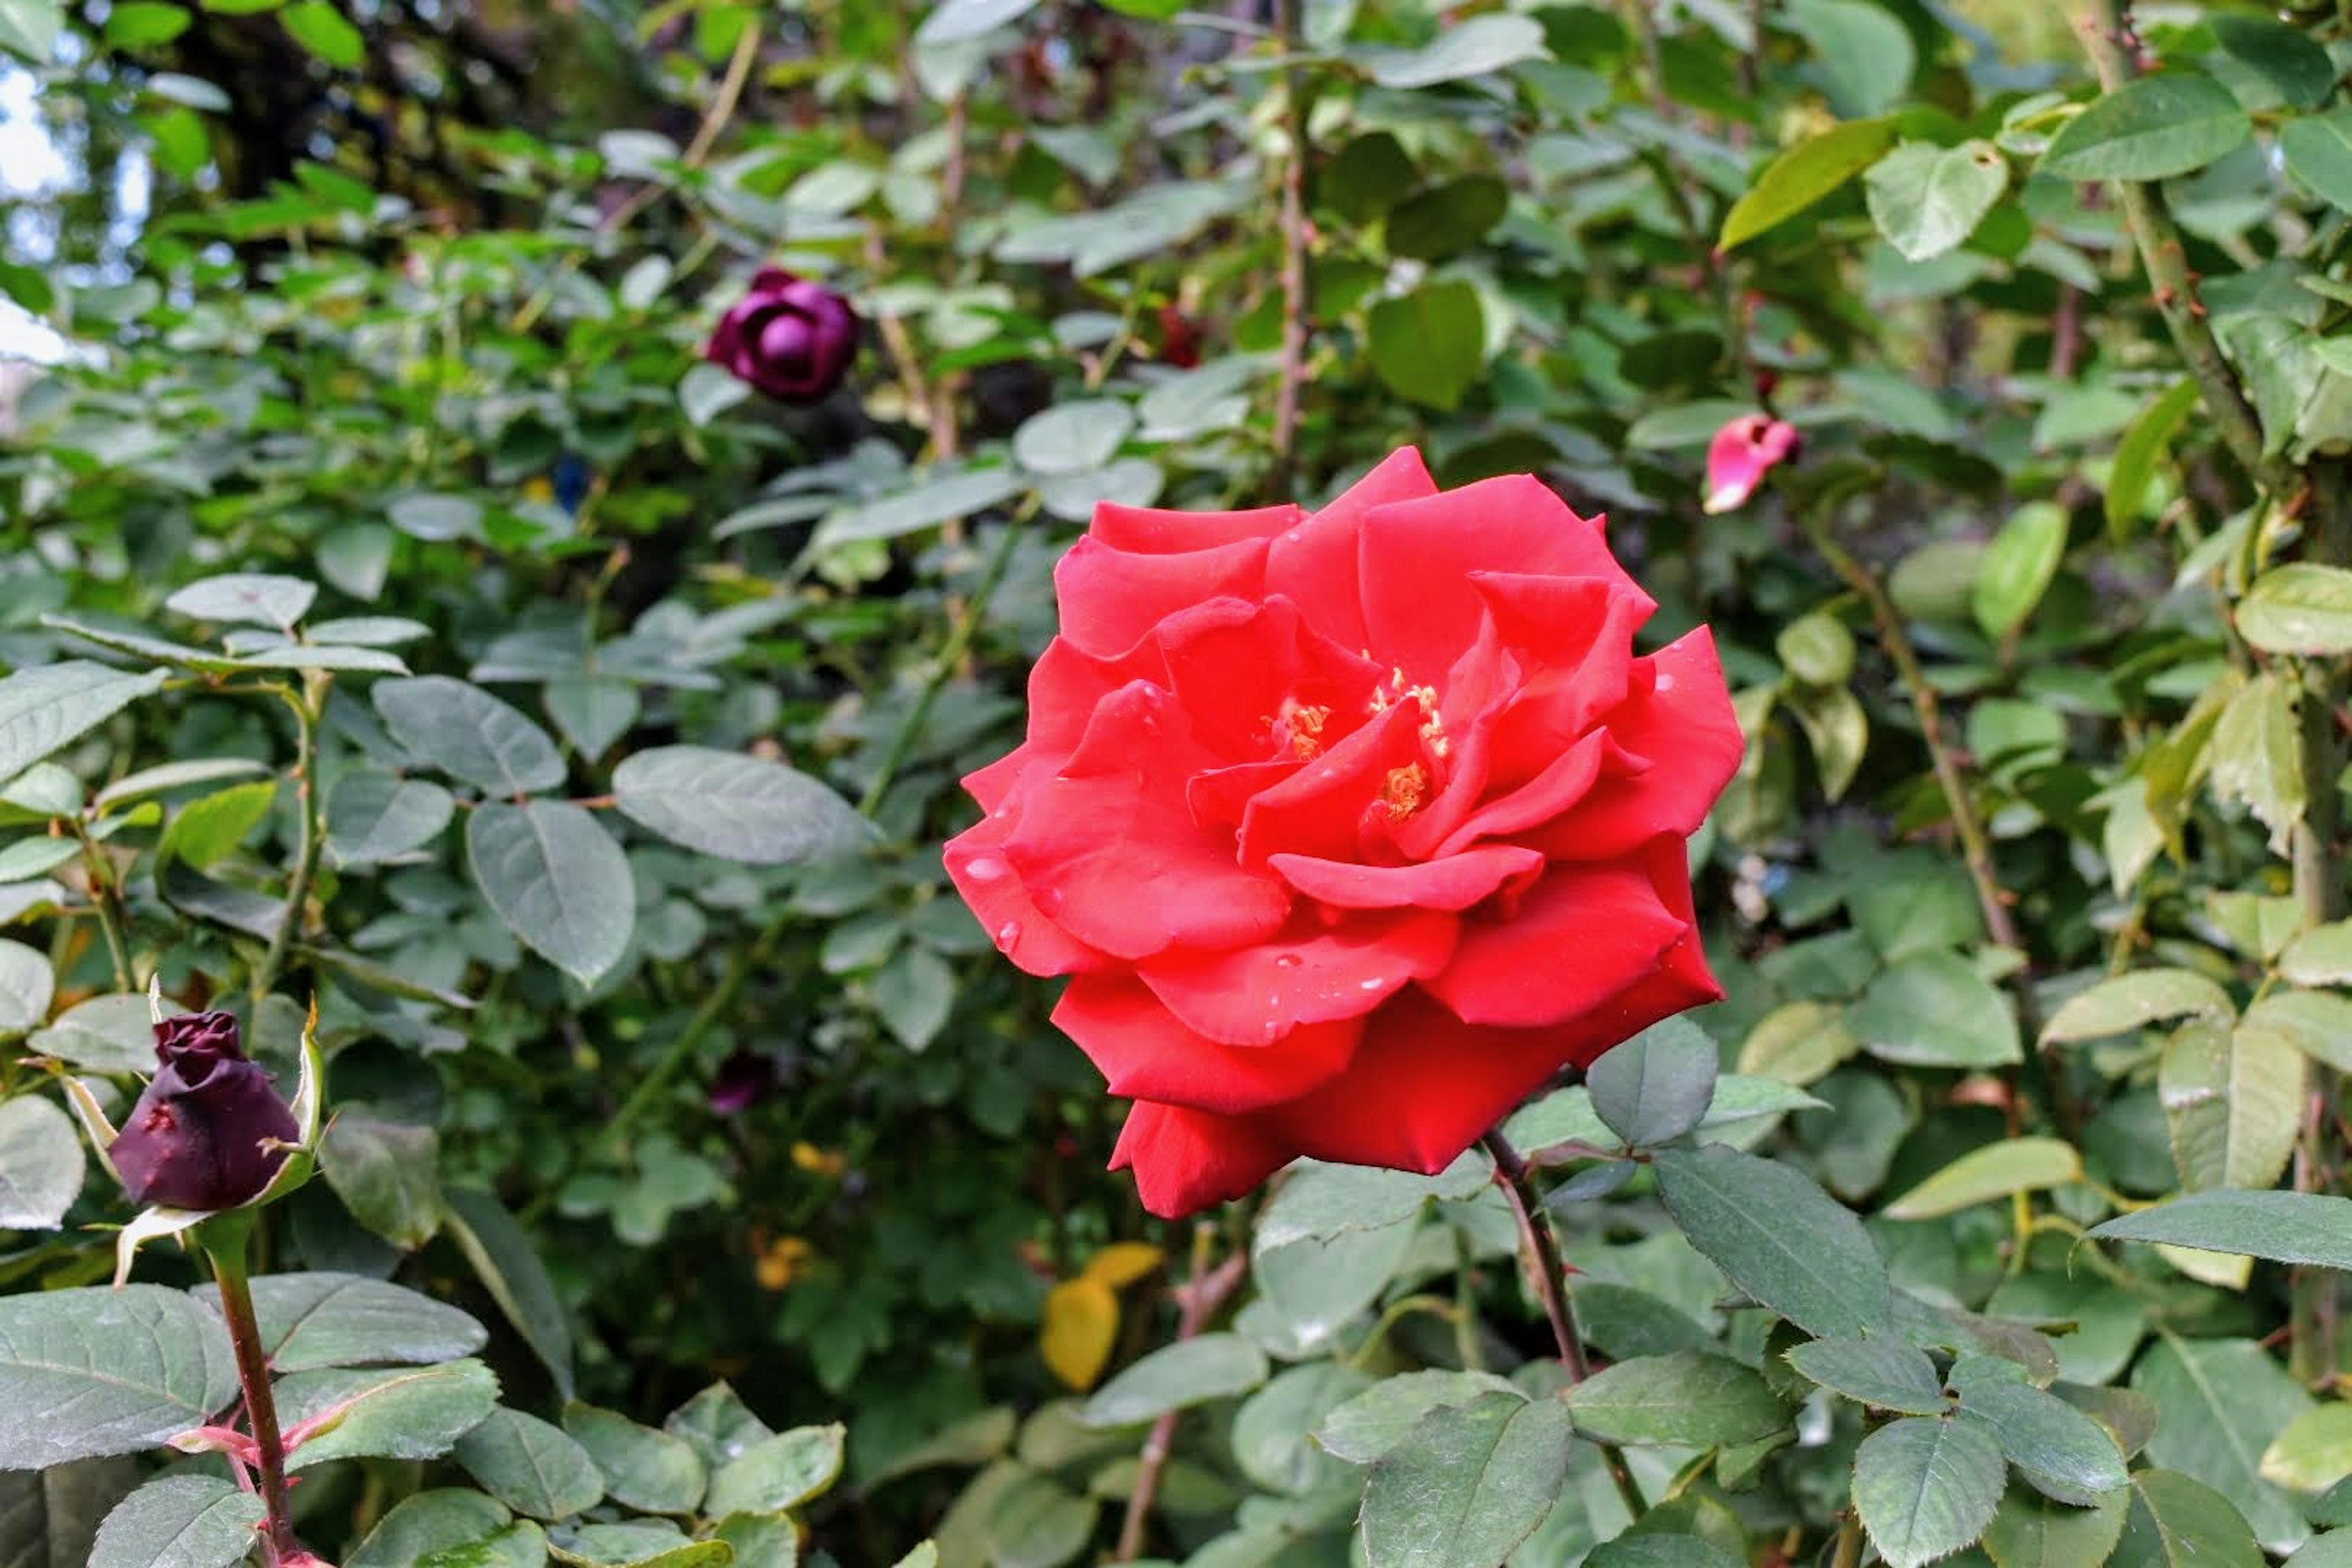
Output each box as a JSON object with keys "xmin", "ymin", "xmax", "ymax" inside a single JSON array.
[
  {"xmin": 705, "ymin": 267, "xmax": 859, "ymax": 402},
  {"xmin": 107, "ymin": 1010, "xmax": 298, "ymax": 1212},
  {"xmin": 1703, "ymin": 413, "xmax": 1798, "ymax": 515}
]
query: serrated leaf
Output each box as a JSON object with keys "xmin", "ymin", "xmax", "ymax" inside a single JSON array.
[
  {"xmin": 1587, "ymin": 1017, "xmax": 1718, "ymax": 1147},
  {"xmin": 0, "ymin": 664, "xmax": 170, "ymax": 788},
  {"xmin": 2042, "ymin": 969, "xmax": 2236, "ymax": 1044},
  {"xmin": 1654, "ymin": 1144, "xmax": 1893, "ymax": 1338},
  {"xmin": 1883, "ymin": 1139, "xmax": 2083, "ymax": 1220},
  {"xmin": 326, "ymin": 770, "xmax": 455, "ymax": 867},
  {"xmin": 162, "ymin": 573, "xmax": 315, "ymax": 628},
  {"xmin": 277, "ymin": 1359, "xmax": 499, "ymax": 1471},
  {"xmin": 2133, "ymin": 1338, "xmax": 2311, "ymax": 1555},
  {"xmin": 703, "ymin": 1422, "xmax": 845, "ymax": 1515},
  {"xmin": 86, "ymin": 1476, "xmax": 263, "ymax": 1568},
  {"xmin": 0, "ymin": 1286, "xmax": 238, "ymax": 1468},
  {"xmin": 1785, "ymin": 1336, "xmax": 1950, "ymax": 1415},
  {"xmin": 375, "ymin": 677, "xmax": 565, "ymax": 796},
  {"xmin": 1721, "ymin": 118, "xmax": 1896, "ymax": 249},
  {"xmin": 453, "ymin": 1408, "xmax": 605, "ymax": 1520},
  {"xmin": 2042, "ymin": 72, "xmax": 2250, "ymax": 181},
  {"xmin": 1360, "ymin": 1392, "xmax": 1570, "ymax": 1568},
  {"xmin": 1080, "ymin": 1334, "xmax": 1268, "ymax": 1427},
  {"xmin": 1853, "ymin": 1416, "xmax": 2006, "ymax": 1568},
  {"xmin": 466, "ymin": 801, "xmax": 634, "ymax": 986},
  {"xmin": 1565, "ymin": 1351, "xmax": 1789, "ymax": 1446},
  {"xmin": 1866, "ymin": 140, "xmax": 2008, "ymax": 262},
  {"xmin": 190, "ymin": 1272, "xmax": 485, "ymax": 1373},
  {"xmin": 612, "ymin": 745, "xmax": 872, "ymax": 866},
  {"xmin": 0, "ymin": 1094, "xmax": 81, "ymax": 1229}
]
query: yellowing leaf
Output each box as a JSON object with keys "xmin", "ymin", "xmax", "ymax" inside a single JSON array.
[
  {"xmin": 1082, "ymin": 1243, "xmax": 1164, "ymax": 1291},
  {"xmin": 1040, "ymin": 1278, "xmax": 1120, "ymax": 1392}
]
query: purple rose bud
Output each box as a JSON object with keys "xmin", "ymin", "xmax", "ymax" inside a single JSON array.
[
  {"xmin": 108, "ymin": 1011, "xmax": 300, "ymax": 1212},
  {"xmin": 709, "ymin": 1050, "xmax": 781, "ymax": 1117},
  {"xmin": 704, "ymin": 267, "xmax": 860, "ymax": 403}
]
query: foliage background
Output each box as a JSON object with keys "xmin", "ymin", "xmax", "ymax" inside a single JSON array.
[{"xmin": 13, "ymin": 0, "xmax": 2352, "ymax": 1564}]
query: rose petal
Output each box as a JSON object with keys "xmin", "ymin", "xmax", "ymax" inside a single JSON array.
[
  {"xmin": 1532, "ymin": 628, "xmax": 1744, "ymax": 862},
  {"xmin": 1057, "ymin": 976, "xmax": 1362, "ymax": 1111},
  {"xmin": 1136, "ymin": 908, "xmax": 1458, "ymax": 1045},
  {"xmin": 1267, "ymin": 844, "xmax": 1545, "ymax": 911},
  {"xmin": 1357, "ymin": 476, "xmax": 1653, "ymax": 683},
  {"xmin": 1420, "ymin": 730, "xmax": 1612, "ymax": 861},
  {"xmin": 1470, "ymin": 573, "xmax": 1651, "ymax": 786},
  {"xmin": 1002, "ymin": 682, "xmax": 1292, "ymax": 959},
  {"xmin": 1264, "ymin": 447, "xmax": 1438, "ymax": 653},
  {"xmin": 944, "ymin": 810, "xmax": 1109, "ymax": 978},
  {"xmin": 1237, "ymin": 701, "xmax": 1425, "ymax": 869},
  {"xmin": 1422, "ymin": 856, "xmax": 1689, "ymax": 1029},
  {"xmin": 1109, "ymin": 1099, "xmax": 1295, "ymax": 1219},
  {"xmin": 1053, "ymin": 534, "xmax": 1270, "ymax": 658},
  {"xmin": 1158, "ymin": 596, "xmax": 1384, "ymax": 760},
  {"xmin": 1090, "ymin": 500, "xmax": 1304, "ymax": 555}
]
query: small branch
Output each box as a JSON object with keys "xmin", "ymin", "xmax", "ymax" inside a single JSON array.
[
  {"xmin": 1831, "ymin": 1515, "xmax": 1864, "ymax": 1568},
  {"xmin": 204, "ymin": 1216, "xmax": 299, "ymax": 1566},
  {"xmin": 72, "ymin": 825, "xmax": 134, "ymax": 992},
  {"xmin": 2076, "ymin": 0, "xmax": 2288, "ymax": 495},
  {"xmin": 252, "ymin": 678, "xmax": 325, "ymax": 1003},
  {"xmin": 1481, "ymin": 1129, "xmax": 1648, "ymax": 1520},
  {"xmin": 856, "ymin": 500, "xmax": 1035, "ymax": 817},
  {"xmin": 1115, "ymin": 1224, "xmax": 1248, "ymax": 1560},
  {"xmin": 1267, "ymin": 0, "xmax": 1311, "ymax": 496}
]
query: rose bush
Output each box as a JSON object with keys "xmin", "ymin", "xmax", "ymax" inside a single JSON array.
[
  {"xmin": 704, "ymin": 266, "xmax": 860, "ymax": 402},
  {"xmin": 946, "ymin": 448, "xmax": 1744, "ymax": 1215}
]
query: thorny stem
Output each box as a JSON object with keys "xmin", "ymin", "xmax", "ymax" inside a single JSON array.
[
  {"xmin": 1115, "ymin": 1224, "xmax": 1248, "ymax": 1560},
  {"xmin": 1480, "ymin": 1130, "xmax": 1648, "ymax": 1520},
  {"xmin": 856, "ymin": 498, "xmax": 1037, "ymax": 817},
  {"xmin": 73, "ymin": 823, "xmax": 133, "ymax": 992},
  {"xmin": 1831, "ymin": 1514, "xmax": 1864, "ymax": 1568},
  {"xmin": 1267, "ymin": 0, "xmax": 1310, "ymax": 497},
  {"xmin": 205, "ymin": 1216, "xmax": 300, "ymax": 1565},
  {"xmin": 252, "ymin": 678, "xmax": 325, "ymax": 1004}
]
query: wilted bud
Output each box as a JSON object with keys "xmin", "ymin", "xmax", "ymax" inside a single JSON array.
[
  {"xmin": 1703, "ymin": 412, "xmax": 1800, "ymax": 514},
  {"xmin": 107, "ymin": 1011, "xmax": 299, "ymax": 1212},
  {"xmin": 705, "ymin": 268, "xmax": 859, "ymax": 402}
]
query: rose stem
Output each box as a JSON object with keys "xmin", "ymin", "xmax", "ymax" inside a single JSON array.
[
  {"xmin": 252, "ymin": 675, "xmax": 326, "ymax": 1003},
  {"xmin": 1114, "ymin": 1223, "xmax": 1248, "ymax": 1562},
  {"xmin": 1480, "ymin": 1128, "xmax": 1649, "ymax": 1520},
  {"xmin": 1265, "ymin": 0, "xmax": 1310, "ymax": 500},
  {"xmin": 204, "ymin": 1214, "xmax": 299, "ymax": 1565}
]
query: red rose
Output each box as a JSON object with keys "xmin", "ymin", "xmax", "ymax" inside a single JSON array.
[
  {"xmin": 944, "ymin": 448, "xmax": 1743, "ymax": 1217},
  {"xmin": 705, "ymin": 267, "xmax": 859, "ymax": 402},
  {"xmin": 108, "ymin": 1010, "xmax": 298, "ymax": 1212}
]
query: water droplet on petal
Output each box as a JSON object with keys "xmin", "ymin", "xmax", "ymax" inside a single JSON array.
[
  {"xmin": 995, "ymin": 922, "xmax": 1022, "ymax": 951},
  {"xmin": 1656, "ymin": 673, "xmax": 1677, "ymax": 693},
  {"xmin": 1274, "ymin": 953, "xmax": 1303, "ymax": 969},
  {"xmin": 1262, "ymin": 1019, "xmax": 1282, "ymax": 1041},
  {"xmin": 963, "ymin": 856, "xmax": 1007, "ymax": 882},
  {"xmin": 1360, "ymin": 977, "xmax": 1384, "ymax": 991}
]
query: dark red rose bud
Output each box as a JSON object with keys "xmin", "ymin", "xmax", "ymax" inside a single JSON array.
[
  {"xmin": 704, "ymin": 267, "xmax": 859, "ymax": 402},
  {"xmin": 108, "ymin": 1011, "xmax": 299, "ymax": 1212},
  {"xmin": 709, "ymin": 1050, "xmax": 780, "ymax": 1117},
  {"xmin": 1156, "ymin": 303, "xmax": 1201, "ymax": 369}
]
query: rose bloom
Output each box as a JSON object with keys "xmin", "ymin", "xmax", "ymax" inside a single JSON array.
[
  {"xmin": 945, "ymin": 448, "xmax": 1743, "ymax": 1216},
  {"xmin": 705, "ymin": 267, "xmax": 859, "ymax": 402},
  {"xmin": 1703, "ymin": 412, "xmax": 1798, "ymax": 514},
  {"xmin": 108, "ymin": 1010, "xmax": 298, "ymax": 1212}
]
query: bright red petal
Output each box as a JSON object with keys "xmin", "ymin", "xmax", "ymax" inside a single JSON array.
[
  {"xmin": 1109, "ymin": 1099, "xmax": 1295, "ymax": 1218},
  {"xmin": 1052, "ymin": 534, "xmax": 1269, "ymax": 658},
  {"xmin": 1417, "ymin": 731, "xmax": 1611, "ymax": 861},
  {"xmin": 1422, "ymin": 857, "xmax": 1689, "ymax": 1029},
  {"xmin": 1135, "ymin": 908, "xmax": 1458, "ymax": 1045},
  {"xmin": 1056, "ymin": 975, "xmax": 1361, "ymax": 1112},
  {"xmin": 1238, "ymin": 701, "xmax": 1424, "ymax": 868},
  {"xmin": 943, "ymin": 813, "xmax": 1110, "ymax": 977},
  {"xmin": 1264, "ymin": 447, "xmax": 1438, "ymax": 652},
  {"xmin": 1090, "ymin": 500, "xmax": 1303, "ymax": 554},
  {"xmin": 1533, "ymin": 628, "xmax": 1744, "ymax": 862},
  {"xmin": 1267, "ymin": 844, "xmax": 1544, "ymax": 911}
]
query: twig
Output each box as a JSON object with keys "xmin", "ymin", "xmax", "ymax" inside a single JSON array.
[
  {"xmin": 1481, "ymin": 1129, "xmax": 1648, "ymax": 1520},
  {"xmin": 1267, "ymin": 0, "xmax": 1310, "ymax": 496},
  {"xmin": 1115, "ymin": 1224, "xmax": 1248, "ymax": 1560},
  {"xmin": 72, "ymin": 824, "xmax": 134, "ymax": 992},
  {"xmin": 251, "ymin": 677, "xmax": 325, "ymax": 1003}
]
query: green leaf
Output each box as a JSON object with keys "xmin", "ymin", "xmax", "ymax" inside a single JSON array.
[
  {"xmin": 1883, "ymin": 1138, "xmax": 2083, "ymax": 1221},
  {"xmin": 709, "ymin": 1512, "xmax": 796, "ymax": 1568},
  {"xmin": 2160, "ymin": 1016, "xmax": 2304, "ymax": 1193},
  {"xmin": 1586, "ymin": 1018, "xmax": 1718, "ymax": 1148},
  {"xmin": 2132, "ymin": 1338, "xmax": 2312, "ymax": 1554},
  {"xmin": 2113, "ymin": 1469, "xmax": 2265, "ymax": 1568},
  {"xmin": 93, "ymin": 758, "xmax": 268, "ymax": 810},
  {"xmin": 1316, "ymin": 1369, "xmax": 1525, "ymax": 1464},
  {"xmin": 375, "ymin": 677, "xmax": 565, "ymax": 796},
  {"xmin": 1359, "ymin": 1392, "xmax": 1571, "ymax": 1568},
  {"xmin": 2042, "ymin": 969, "xmax": 2235, "ymax": 1044},
  {"xmin": 1950, "ymin": 1357, "xmax": 2128, "ymax": 1504},
  {"xmin": 872, "ymin": 944, "xmax": 955, "ymax": 1050},
  {"xmin": 1565, "ymin": 1351, "xmax": 1789, "ymax": 1446},
  {"xmin": 543, "ymin": 676, "xmax": 639, "ymax": 761},
  {"xmin": 913, "ymin": 0, "xmax": 1038, "ymax": 45},
  {"xmin": 86, "ymin": 1476, "xmax": 264, "ymax": 1568},
  {"xmin": 1720, "ymin": 119, "xmax": 1896, "ymax": 250},
  {"xmin": 1230, "ymin": 1362, "xmax": 1371, "ymax": 1494},
  {"xmin": 2211, "ymin": 14, "xmax": 2334, "ymax": 109},
  {"xmin": 1777, "ymin": 611, "xmax": 1857, "ymax": 688},
  {"xmin": 663, "ymin": 1382, "xmax": 774, "ymax": 1471},
  {"xmin": 0, "ymin": 664, "xmax": 169, "ymax": 789},
  {"xmin": 453, "ymin": 1408, "xmax": 605, "ymax": 1520},
  {"xmin": 1654, "ymin": 1144, "xmax": 1893, "ymax": 1338},
  {"xmin": 345, "ymin": 1490, "xmax": 514, "ymax": 1568},
  {"xmin": 1849, "ymin": 951, "xmax": 2022, "ymax": 1068},
  {"xmin": 0, "ymin": 940, "xmax": 54, "ymax": 1036},
  {"xmin": 2285, "ymin": 111, "xmax": 2352, "ymax": 213},
  {"xmin": 442, "ymin": 1188, "xmax": 575, "ymax": 1400},
  {"xmin": 322, "ymin": 1108, "xmax": 442, "ymax": 1249},
  {"xmin": 0, "ymin": 0, "xmax": 59, "ymax": 61},
  {"xmin": 2282, "ymin": 922, "xmax": 2352, "ymax": 987},
  {"xmin": 277, "ymin": 1359, "xmax": 499, "ymax": 1471},
  {"xmin": 1852, "ymin": 1417, "xmax": 2007, "ymax": 1568},
  {"xmin": 0, "ymin": 1095, "xmax": 81, "ymax": 1230},
  {"xmin": 1366, "ymin": 14, "xmax": 1548, "ymax": 89},
  {"xmin": 1981, "ymin": 1486, "xmax": 2130, "ymax": 1568},
  {"xmin": 279, "ymin": 0, "xmax": 362, "ymax": 66},
  {"xmin": 192, "ymin": 1272, "xmax": 485, "ymax": 1372},
  {"xmin": 2210, "ymin": 672, "xmax": 2307, "ymax": 856},
  {"xmin": 2041, "ymin": 72, "xmax": 2250, "ymax": 181},
  {"xmin": 611, "ymin": 745, "xmax": 873, "ymax": 867},
  {"xmin": 564, "ymin": 1402, "xmax": 707, "ymax": 1516},
  {"xmin": 2262, "ymin": 1404, "xmax": 2352, "ymax": 1492},
  {"xmin": 1973, "ymin": 502, "xmax": 2067, "ymax": 640},
  {"xmin": 1255, "ymin": 1151, "xmax": 1489, "ymax": 1250},
  {"xmin": 467, "ymin": 801, "xmax": 635, "ymax": 987},
  {"xmin": 814, "ymin": 467, "xmax": 1024, "ymax": 548},
  {"xmin": 1386, "ymin": 176, "xmax": 1510, "ymax": 261},
  {"xmin": 2244, "ymin": 988, "xmax": 2352, "ymax": 1072},
  {"xmin": 105, "ymin": 2, "xmax": 192, "ymax": 45},
  {"xmin": 703, "ymin": 1422, "xmax": 846, "ymax": 1515},
  {"xmin": 2107, "ymin": 379, "xmax": 2201, "ymax": 538},
  {"xmin": 419, "ymin": 1520, "xmax": 548, "ymax": 1567},
  {"xmin": 1080, "ymin": 1334, "xmax": 1268, "ymax": 1427},
  {"xmin": 157, "ymin": 780, "xmax": 277, "ymax": 871},
  {"xmin": 1011, "ymin": 399, "xmax": 1134, "ymax": 475},
  {"xmin": 2240, "ymin": 565, "xmax": 2352, "ymax": 655},
  {"xmin": 2088, "ymin": 1188, "xmax": 2352, "ymax": 1270},
  {"xmin": 162, "ymin": 573, "xmax": 315, "ymax": 628},
  {"xmin": 1585, "ymin": 1539, "xmax": 1746, "ymax": 1568},
  {"xmin": 326, "ymin": 770, "xmax": 456, "ymax": 867},
  {"xmin": 1784, "ymin": 1336, "xmax": 1949, "ymax": 1415},
  {"xmin": 1787, "ymin": 0, "xmax": 1915, "ymax": 118},
  {"xmin": 1865, "ymin": 140, "xmax": 2007, "ymax": 262},
  {"xmin": 1367, "ymin": 281, "xmax": 1485, "ymax": 413},
  {"xmin": 0, "ymin": 1285, "xmax": 238, "ymax": 1468}
]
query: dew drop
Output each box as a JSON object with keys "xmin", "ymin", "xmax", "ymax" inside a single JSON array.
[
  {"xmin": 995, "ymin": 921, "xmax": 1022, "ymax": 951},
  {"xmin": 963, "ymin": 856, "xmax": 1007, "ymax": 882},
  {"xmin": 1262, "ymin": 1019, "xmax": 1282, "ymax": 1041},
  {"xmin": 1274, "ymin": 953, "xmax": 1303, "ymax": 969},
  {"xmin": 1360, "ymin": 977, "xmax": 1384, "ymax": 991},
  {"xmin": 1656, "ymin": 673, "xmax": 1677, "ymax": 693}
]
